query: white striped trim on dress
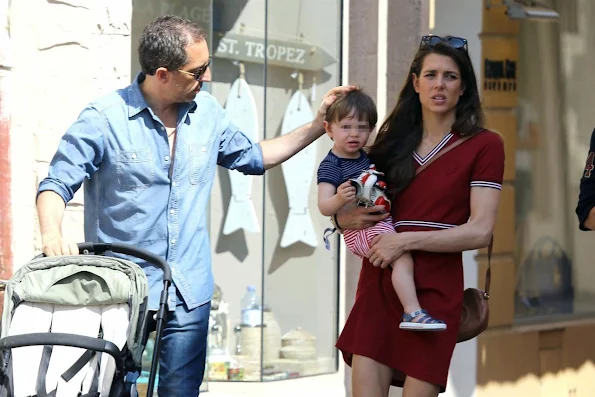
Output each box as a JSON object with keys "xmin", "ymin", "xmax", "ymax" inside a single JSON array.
[
  {"xmin": 393, "ymin": 220, "xmax": 456, "ymax": 229},
  {"xmin": 470, "ymin": 181, "xmax": 502, "ymax": 190},
  {"xmin": 413, "ymin": 133, "xmax": 454, "ymax": 165}
]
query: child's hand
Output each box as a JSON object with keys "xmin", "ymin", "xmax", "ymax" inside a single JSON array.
[{"xmin": 337, "ymin": 181, "xmax": 356, "ymax": 203}]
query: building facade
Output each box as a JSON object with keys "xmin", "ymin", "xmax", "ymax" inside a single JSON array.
[{"xmin": 0, "ymin": 0, "xmax": 594, "ymax": 396}]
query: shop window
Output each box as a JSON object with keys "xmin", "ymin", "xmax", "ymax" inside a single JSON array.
[
  {"xmin": 131, "ymin": 0, "xmax": 342, "ymax": 384},
  {"xmin": 515, "ymin": 1, "xmax": 595, "ymax": 322}
]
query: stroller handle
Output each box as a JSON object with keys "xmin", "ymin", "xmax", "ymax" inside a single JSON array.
[
  {"xmin": 0, "ymin": 332, "xmax": 124, "ymax": 375},
  {"xmin": 77, "ymin": 242, "xmax": 172, "ymax": 283}
]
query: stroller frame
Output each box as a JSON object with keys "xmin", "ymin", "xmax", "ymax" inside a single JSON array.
[{"xmin": 0, "ymin": 242, "xmax": 172, "ymax": 397}]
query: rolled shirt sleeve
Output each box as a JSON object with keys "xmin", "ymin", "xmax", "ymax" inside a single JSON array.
[
  {"xmin": 37, "ymin": 106, "xmax": 106, "ymax": 203},
  {"xmin": 216, "ymin": 105, "xmax": 265, "ymax": 175}
]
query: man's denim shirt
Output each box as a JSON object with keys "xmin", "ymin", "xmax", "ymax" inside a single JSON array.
[{"xmin": 38, "ymin": 73, "xmax": 265, "ymax": 311}]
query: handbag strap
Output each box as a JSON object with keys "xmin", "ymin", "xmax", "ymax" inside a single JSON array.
[
  {"xmin": 414, "ymin": 132, "xmax": 492, "ymax": 297},
  {"xmin": 485, "ymin": 236, "xmax": 492, "ymax": 298}
]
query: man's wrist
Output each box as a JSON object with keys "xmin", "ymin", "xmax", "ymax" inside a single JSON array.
[
  {"xmin": 41, "ymin": 230, "xmax": 62, "ymax": 244},
  {"xmin": 313, "ymin": 114, "xmax": 326, "ymax": 134}
]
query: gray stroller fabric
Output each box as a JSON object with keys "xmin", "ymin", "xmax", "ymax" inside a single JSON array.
[{"xmin": 1, "ymin": 254, "xmax": 149, "ymax": 367}]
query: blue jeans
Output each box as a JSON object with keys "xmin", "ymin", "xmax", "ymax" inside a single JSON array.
[{"xmin": 127, "ymin": 291, "xmax": 211, "ymax": 397}]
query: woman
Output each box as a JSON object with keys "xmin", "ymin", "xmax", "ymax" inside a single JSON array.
[{"xmin": 334, "ymin": 35, "xmax": 505, "ymax": 397}]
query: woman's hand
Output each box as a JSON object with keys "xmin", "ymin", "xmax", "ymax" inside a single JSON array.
[
  {"xmin": 336, "ymin": 202, "xmax": 389, "ymax": 230},
  {"xmin": 367, "ymin": 233, "xmax": 408, "ymax": 268}
]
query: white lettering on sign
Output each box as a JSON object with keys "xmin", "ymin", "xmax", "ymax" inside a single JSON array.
[
  {"xmin": 217, "ymin": 38, "xmax": 240, "ymax": 55},
  {"xmin": 244, "ymin": 41, "xmax": 258, "ymax": 57},
  {"xmin": 241, "ymin": 41, "xmax": 306, "ymax": 65},
  {"xmin": 213, "ymin": 32, "xmax": 338, "ymax": 70},
  {"xmin": 254, "ymin": 43, "xmax": 265, "ymax": 59}
]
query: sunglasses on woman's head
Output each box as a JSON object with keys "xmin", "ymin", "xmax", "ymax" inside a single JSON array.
[{"xmin": 420, "ymin": 35, "xmax": 468, "ymax": 51}]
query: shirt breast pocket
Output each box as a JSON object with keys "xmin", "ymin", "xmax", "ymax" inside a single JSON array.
[
  {"xmin": 189, "ymin": 142, "xmax": 214, "ymax": 185},
  {"xmin": 116, "ymin": 149, "xmax": 154, "ymax": 189}
]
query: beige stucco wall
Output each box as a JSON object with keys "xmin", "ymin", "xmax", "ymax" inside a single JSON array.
[{"xmin": 9, "ymin": 0, "xmax": 131, "ymax": 268}]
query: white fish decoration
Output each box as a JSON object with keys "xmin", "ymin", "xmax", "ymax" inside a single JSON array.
[
  {"xmin": 280, "ymin": 90, "xmax": 318, "ymax": 248},
  {"xmin": 223, "ymin": 76, "xmax": 260, "ymax": 235}
]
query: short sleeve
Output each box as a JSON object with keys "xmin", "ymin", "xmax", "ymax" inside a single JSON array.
[
  {"xmin": 317, "ymin": 157, "xmax": 342, "ymax": 187},
  {"xmin": 576, "ymin": 128, "xmax": 595, "ymax": 230},
  {"xmin": 469, "ymin": 131, "xmax": 505, "ymax": 190}
]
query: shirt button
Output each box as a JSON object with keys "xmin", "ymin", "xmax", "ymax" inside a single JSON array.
[
  {"xmin": 201, "ymin": 146, "xmax": 207, "ymax": 152},
  {"xmin": 164, "ymin": 155, "xmax": 170, "ymax": 161},
  {"xmin": 131, "ymin": 153, "xmax": 137, "ymax": 160},
  {"xmin": 169, "ymin": 209, "xmax": 175, "ymax": 215},
  {"xmin": 171, "ymin": 238, "xmax": 177, "ymax": 245},
  {"xmin": 172, "ymin": 181, "xmax": 177, "ymax": 187}
]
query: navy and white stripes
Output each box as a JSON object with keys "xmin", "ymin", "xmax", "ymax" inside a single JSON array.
[{"xmin": 317, "ymin": 150, "xmax": 371, "ymax": 187}]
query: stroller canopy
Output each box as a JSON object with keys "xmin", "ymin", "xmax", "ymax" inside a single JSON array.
[{"xmin": 0, "ymin": 254, "xmax": 149, "ymax": 396}]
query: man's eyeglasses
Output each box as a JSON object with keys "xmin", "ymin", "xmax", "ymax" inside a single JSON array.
[
  {"xmin": 177, "ymin": 56, "xmax": 212, "ymax": 80},
  {"xmin": 420, "ymin": 35, "xmax": 468, "ymax": 51}
]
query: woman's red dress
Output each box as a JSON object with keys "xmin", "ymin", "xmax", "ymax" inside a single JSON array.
[{"xmin": 335, "ymin": 130, "xmax": 505, "ymax": 391}]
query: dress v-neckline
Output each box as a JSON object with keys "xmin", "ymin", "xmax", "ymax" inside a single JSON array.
[{"xmin": 413, "ymin": 133, "xmax": 454, "ymax": 165}]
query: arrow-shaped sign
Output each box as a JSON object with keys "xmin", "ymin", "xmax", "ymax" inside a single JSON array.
[{"xmin": 214, "ymin": 32, "xmax": 337, "ymax": 72}]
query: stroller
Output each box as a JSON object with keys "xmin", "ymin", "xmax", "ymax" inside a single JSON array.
[{"xmin": 0, "ymin": 243, "xmax": 172, "ymax": 397}]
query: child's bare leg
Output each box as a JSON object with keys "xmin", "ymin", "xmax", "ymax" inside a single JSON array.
[
  {"xmin": 391, "ymin": 252, "xmax": 446, "ymax": 331},
  {"xmin": 390, "ymin": 252, "xmax": 420, "ymax": 315}
]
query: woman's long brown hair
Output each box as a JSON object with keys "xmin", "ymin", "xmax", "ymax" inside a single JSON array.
[{"xmin": 368, "ymin": 40, "xmax": 485, "ymax": 196}]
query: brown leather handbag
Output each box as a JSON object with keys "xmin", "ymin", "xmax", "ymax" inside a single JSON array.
[
  {"xmin": 415, "ymin": 133, "xmax": 491, "ymax": 343},
  {"xmin": 457, "ymin": 239, "xmax": 491, "ymax": 343}
]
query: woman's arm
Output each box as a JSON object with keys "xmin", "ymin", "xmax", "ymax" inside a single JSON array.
[{"xmin": 367, "ymin": 186, "xmax": 500, "ymax": 268}]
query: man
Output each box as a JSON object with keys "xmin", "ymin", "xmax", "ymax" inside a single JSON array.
[
  {"xmin": 576, "ymin": 128, "xmax": 595, "ymax": 230},
  {"xmin": 37, "ymin": 15, "xmax": 352, "ymax": 396}
]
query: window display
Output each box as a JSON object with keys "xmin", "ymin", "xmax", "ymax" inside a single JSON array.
[
  {"xmin": 514, "ymin": 1, "xmax": 595, "ymax": 322},
  {"xmin": 208, "ymin": 0, "xmax": 342, "ymax": 382}
]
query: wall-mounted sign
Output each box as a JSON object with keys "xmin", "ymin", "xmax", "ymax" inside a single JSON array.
[
  {"xmin": 484, "ymin": 58, "xmax": 517, "ymax": 92},
  {"xmin": 481, "ymin": 37, "xmax": 518, "ymax": 108},
  {"xmin": 214, "ymin": 32, "xmax": 337, "ymax": 72}
]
